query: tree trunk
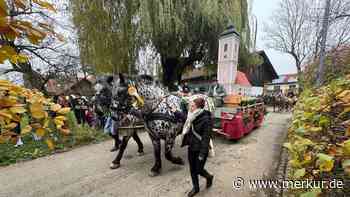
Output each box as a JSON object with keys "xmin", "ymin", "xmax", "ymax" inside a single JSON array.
[{"xmin": 161, "ymin": 57, "xmax": 180, "ymax": 91}]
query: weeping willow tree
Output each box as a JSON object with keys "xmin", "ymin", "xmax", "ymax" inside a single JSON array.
[
  {"xmin": 71, "ymin": 0, "xmax": 142, "ymax": 74},
  {"xmin": 71, "ymin": 0, "xmax": 252, "ymax": 89}
]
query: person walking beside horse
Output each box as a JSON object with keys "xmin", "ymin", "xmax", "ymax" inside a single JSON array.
[{"xmin": 182, "ymin": 98, "xmax": 214, "ymax": 197}]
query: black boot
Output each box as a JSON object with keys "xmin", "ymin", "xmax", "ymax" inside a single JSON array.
[
  {"xmin": 206, "ymin": 175, "xmax": 214, "ymax": 188},
  {"xmin": 187, "ymin": 188, "xmax": 199, "ymax": 197}
]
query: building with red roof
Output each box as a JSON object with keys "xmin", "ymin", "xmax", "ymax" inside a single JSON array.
[{"xmin": 235, "ymin": 71, "xmax": 252, "ymax": 86}]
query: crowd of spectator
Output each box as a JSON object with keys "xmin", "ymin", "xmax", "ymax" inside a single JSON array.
[{"xmin": 53, "ymin": 94, "xmax": 97, "ymax": 127}]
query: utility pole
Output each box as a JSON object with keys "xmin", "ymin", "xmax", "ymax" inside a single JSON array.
[{"xmin": 316, "ymin": 0, "xmax": 331, "ymax": 87}]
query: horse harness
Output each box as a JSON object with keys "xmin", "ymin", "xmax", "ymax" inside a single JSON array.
[
  {"xmin": 128, "ymin": 85, "xmax": 180, "ymax": 124},
  {"xmin": 143, "ymin": 95, "xmax": 179, "ymax": 124}
]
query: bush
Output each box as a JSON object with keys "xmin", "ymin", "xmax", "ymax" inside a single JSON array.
[
  {"xmin": 284, "ymin": 75, "xmax": 350, "ymax": 196},
  {"xmin": 0, "ymin": 124, "xmax": 108, "ymax": 166},
  {"xmin": 0, "ymin": 80, "xmax": 109, "ymax": 166}
]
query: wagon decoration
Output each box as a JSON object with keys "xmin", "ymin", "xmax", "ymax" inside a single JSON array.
[
  {"xmin": 0, "ymin": 80, "xmax": 73, "ymax": 149},
  {"xmin": 213, "ymin": 96, "xmax": 265, "ymax": 140}
]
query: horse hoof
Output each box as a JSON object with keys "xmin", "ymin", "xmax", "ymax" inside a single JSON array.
[
  {"xmin": 110, "ymin": 163, "xmax": 120, "ymax": 169},
  {"xmin": 149, "ymin": 171, "xmax": 160, "ymax": 177},
  {"xmin": 137, "ymin": 151, "xmax": 145, "ymax": 156}
]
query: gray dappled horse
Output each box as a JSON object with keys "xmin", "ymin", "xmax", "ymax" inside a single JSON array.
[{"xmin": 95, "ymin": 74, "xmax": 186, "ymax": 176}]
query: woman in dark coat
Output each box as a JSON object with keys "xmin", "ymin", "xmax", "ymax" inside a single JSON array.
[{"xmin": 182, "ymin": 98, "xmax": 214, "ymax": 197}]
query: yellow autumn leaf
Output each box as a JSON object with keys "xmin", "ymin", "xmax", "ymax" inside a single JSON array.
[
  {"xmin": 309, "ymin": 127, "xmax": 322, "ymax": 132},
  {"xmin": 338, "ymin": 90, "xmax": 350, "ymax": 103},
  {"xmin": 289, "ymin": 159, "xmax": 302, "ymax": 168},
  {"xmin": 50, "ymin": 104, "xmax": 61, "ymax": 112},
  {"xmin": 14, "ymin": 0, "xmax": 27, "ymax": 9},
  {"xmin": 0, "ymin": 97, "xmax": 17, "ymax": 107},
  {"xmin": 54, "ymin": 116, "xmax": 66, "ymax": 122},
  {"xmin": 0, "ymin": 109, "xmax": 12, "ymax": 119},
  {"xmin": 36, "ymin": 128, "xmax": 46, "ymax": 137},
  {"xmin": 31, "ymin": 123, "xmax": 42, "ymax": 129},
  {"xmin": 5, "ymin": 122, "xmax": 17, "ymax": 129},
  {"xmin": 0, "ymin": 135, "xmax": 10, "ymax": 143},
  {"xmin": 303, "ymin": 152, "xmax": 312, "ymax": 161},
  {"xmin": 33, "ymin": 0, "xmax": 56, "ymax": 11},
  {"xmin": 1, "ymin": 45, "xmax": 16, "ymax": 56},
  {"xmin": 317, "ymin": 153, "xmax": 334, "ymax": 172},
  {"xmin": 0, "ymin": 116, "xmax": 5, "ymax": 126},
  {"xmin": 9, "ymin": 85, "xmax": 23, "ymax": 94},
  {"xmin": 30, "ymin": 102, "xmax": 45, "ymax": 119},
  {"xmin": 319, "ymin": 160, "xmax": 334, "ymax": 172},
  {"xmin": 17, "ymin": 53, "xmax": 28, "ymax": 63},
  {"xmin": 43, "ymin": 119, "xmax": 50, "ymax": 128},
  {"xmin": 46, "ymin": 139, "xmax": 54, "ymax": 150},
  {"xmin": 10, "ymin": 106, "xmax": 26, "ymax": 114},
  {"xmin": 57, "ymin": 107, "xmax": 70, "ymax": 114},
  {"xmin": 342, "ymin": 160, "xmax": 350, "ymax": 176},
  {"xmin": 0, "ymin": 0, "xmax": 8, "ymax": 17},
  {"xmin": 25, "ymin": 27, "xmax": 46, "ymax": 45},
  {"xmin": 337, "ymin": 90, "xmax": 350, "ymax": 99},
  {"xmin": 21, "ymin": 125, "xmax": 32, "ymax": 134},
  {"xmin": 54, "ymin": 119, "xmax": 64, "ymax": 129},
  {"xmin": 11, "ymin": 114, "xmax": 20, "ymax": 122},
  {"xmin": 0, "ymin": 79, "xmax": 11, "ymax": 84},
  {"xmin": 344, "ymin": 140, "xmax": 350, "ymax": 156},
  {"xmin": 345, "ymin": 127, "xmax": 350, "ymax": 137}
]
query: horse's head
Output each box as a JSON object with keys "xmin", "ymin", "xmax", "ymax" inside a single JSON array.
[
  {"xmin": 98, "ymin": 73, "xmax": 145, "ymax": 114},
  {"xmin": 93, "ymin": 75, "xmax": 115, "ymax": 115}
]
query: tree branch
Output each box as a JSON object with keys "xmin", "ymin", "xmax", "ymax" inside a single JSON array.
[{"xmin": 335, "ymin": 14, "xmax": 350, "ymax": 19}]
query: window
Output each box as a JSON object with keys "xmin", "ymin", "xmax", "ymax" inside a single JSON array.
[
  {"xmin": 289, "ymin": 85, "xmax": 296, "ymax": 89},
  {"xmin": 224, "ymin": 43, "xmax": 228, "ymax": 52}
]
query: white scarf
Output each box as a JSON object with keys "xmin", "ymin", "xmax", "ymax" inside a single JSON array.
[{"xmin": 181, "ymin": 108, "xmax": 204, "ymax": 135}]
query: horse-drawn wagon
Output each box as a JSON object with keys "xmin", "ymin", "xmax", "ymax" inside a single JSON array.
[{"xmin": 212, "ymin": 96, "xmax": 265, "ymax": 140}]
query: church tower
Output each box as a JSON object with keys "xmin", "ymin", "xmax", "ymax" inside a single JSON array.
[{"xmin": 217, "ymin": 25, "xmax": 240, "ymax": 94}]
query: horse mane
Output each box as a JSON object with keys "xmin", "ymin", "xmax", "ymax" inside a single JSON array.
[{"xmin": 137, "ymin": 74, "xmax": 154, "ymax": 85}]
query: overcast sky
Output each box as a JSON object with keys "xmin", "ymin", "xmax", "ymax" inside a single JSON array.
[{"xmin": 252, "ymin": 0, "xmax": 298, "ymax": 75}]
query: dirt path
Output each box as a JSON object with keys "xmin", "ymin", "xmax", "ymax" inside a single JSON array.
[{"xmin": 0, "ymin": 111, "xmax": 291, "ymax": 197}]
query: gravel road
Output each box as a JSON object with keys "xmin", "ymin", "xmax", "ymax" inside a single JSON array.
[{"xmin": 0, "ymin": 111, "xmax": 291, "ymax": 197}]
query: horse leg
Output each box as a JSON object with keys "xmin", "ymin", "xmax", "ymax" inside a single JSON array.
[
  {"xmin": 149, "ymin": 138, "xmax": 162, "ymax": 177},
  {"xmin": 110, "ymin": 135, "xmax": 131, "ymax": 169},
  {"xmin": 132, "ymin": 129, "xmax": 144, "ymax": 156},
  {"xmin": 164, "ymin": 130, "xmax": 184, "ymax": 165}
]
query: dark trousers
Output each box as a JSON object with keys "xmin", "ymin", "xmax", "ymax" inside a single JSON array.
[
  {"xmin": 188, "ymin": 150, "xmax": 212, "ymax": 190},
  {"xmin": 131, "ymin": 131, "xmax": 144, "ymax": 152},
  {"xmin": 110, "ymin": 130, "xmax": 144, "ymax": 152},
  {"xmin": 74, "ymin": 109, "xmax": 85, "ymax": 125}
]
